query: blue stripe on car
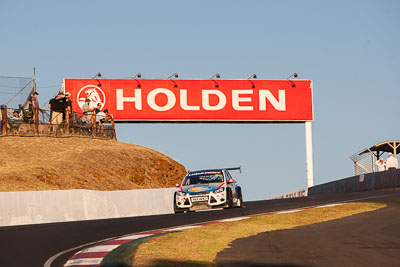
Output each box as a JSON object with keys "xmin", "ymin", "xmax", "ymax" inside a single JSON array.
[{"xmin": 182, "ymin": 184, "xmax": 220, "ymax": 194}]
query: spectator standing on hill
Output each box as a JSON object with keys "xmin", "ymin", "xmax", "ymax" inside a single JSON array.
[
  {"xmin": 48, "ymin": 95, "xmax": 55, "ymax": 121},
  {"xmin": 81, "ymin": 112, "xmax": 91, "ymax": 124},
  {"xmin": 95, "ymin": 110, "xmax": 106, "ymax": 133},
  {"xmin": 82, "ymin": 99, "xmax": 95, "ymax": 121},
  {"xmin": 386, "ymin": 152, "xmax": 398, "ymax": 170},
  {"xmin": 28, "ymin": 92, "xmax": 34, "ymax": 112},
  {"xmin": 31, "ymin": 92, "xmax": 42, "ymax": 110},
  {"xmin": 375, "ymin": 158, "xmax": 386, "ymax": 172},
  {"xmin": 27, "ymin": 92, "xmax": 42, "ymax": 120},
  {"xmin": 94, "ymin": 103, "xmax": 101, "ymax": 114},
  {"xmin": 65, "ymin": 92, "xmax": 73, "ymax": 118},
  {"xmin": 96, "ymin": 110, "xmax": 106, "ymax": 122},
  {"xmin": 48, "ymin": 93, "xmax": 60, "ymax": 113},
  {"xmin": 50, "ymin": 91, "xmax": 67, "ymax": 127},
  {"xmin": 103, "ymin": 109, "xmax": 113, "ymax": 122}
]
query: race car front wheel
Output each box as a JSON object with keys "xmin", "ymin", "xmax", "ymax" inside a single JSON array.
[
  {"xmin": 235, "ymin": 187, "xmax": 243, "ymax": 208},
  {"xmin": 173, "ymin": 192, "xmax": 185, "ymax": 213},
  {"xmin": 224, "ymin": 188, "xmax": 233, "ymax": 209}
]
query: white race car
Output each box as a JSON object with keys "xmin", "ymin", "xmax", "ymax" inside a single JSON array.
[{"xmin": 174, "ymin": 167, "xmax": 243, "ymax": 213}]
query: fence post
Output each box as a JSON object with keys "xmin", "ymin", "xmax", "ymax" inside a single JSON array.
[
  {"xmin": 92, "ymin": 113, "xmax": 96, "ymax": 137},
  {"xmin": 2, "ymin": 105, "xmax": 7, "ymax": 135},
  {"xmin": 34, "ymin": 108, "xmax": 39, "ymax": 135},
  {"xmin": 66, "ymin": 109, "xmax": 70, "ymax": 135},
  {"xmin": 111, "ymin": 118, "xmax": 117, "ymax": 140}
]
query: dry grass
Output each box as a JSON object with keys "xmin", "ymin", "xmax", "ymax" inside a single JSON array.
[
  {"xmin": 0, "ymin": 136, "xmax": 186, "ymax": 191},
  {"xmin": 132, "ymin": 202, "xmax": 385, "ymax": 266}
]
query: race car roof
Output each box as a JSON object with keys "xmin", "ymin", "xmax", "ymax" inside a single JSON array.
[
  {"xmin": 188, "ymin": 167, "xmax": 241, "ymax": 175},
  {"xmin": 187, "ymin": 169, "xmax": 224, "ymax": 176}
]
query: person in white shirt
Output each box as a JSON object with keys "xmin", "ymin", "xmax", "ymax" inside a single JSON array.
[
  {"xmin": 375, "ymin": 158, "xmax": 386, "ymax": 172},
  {"xmin": 386, "ymin": 152, "xmax": 398, "ymax": 170}
]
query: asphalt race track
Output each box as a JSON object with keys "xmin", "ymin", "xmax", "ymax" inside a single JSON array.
[
  {"xmin": 0, "ymin": 190, "xmax": 399, "ymax": 267},
  {"xmin": 216, "ymin": 191, "xmax": 400, "ymax": 267}
]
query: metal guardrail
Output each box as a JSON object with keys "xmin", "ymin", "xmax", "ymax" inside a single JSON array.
[{"xmin": 0, "ymin": 105, "xmax": 116, "ymax": 140}]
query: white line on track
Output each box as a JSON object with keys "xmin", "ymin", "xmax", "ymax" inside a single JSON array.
[
  {"xmin": 44, "ymin": 237, "xmax": 117, "ymax": 267},
  {"xmin": 115, "ymin": 234, "xmax": 153, "ymax": 240},
  {"xmin": 169, "ymin": 225, "xmax": 201, "ymax": 231},
  {"xmin": 79, "ymin": 245, "xmax": 120, "ymax": 253},
  {"xmin": 218, "ymin": 216, "xmax": 250, "ymax": 222},
  {"xmin": 44, "ymin": 193, "xmax": 398, "ymax": 267},
  {"xmin": 64, "ymin": 258, "xmax": 103, "ymax": 266},
  {"xmin": 274, "ymin": 209, "xmax": 302, "ymax": 214}
]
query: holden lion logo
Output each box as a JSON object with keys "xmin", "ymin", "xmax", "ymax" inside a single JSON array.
[{"xmin": 77, "ymin": 85, "xmax": 106, "ymax": 110}]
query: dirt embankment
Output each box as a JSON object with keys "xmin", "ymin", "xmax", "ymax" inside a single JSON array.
[{"xmin": 0, "ymin": 136, "xmax": 186, "ymax": 191}]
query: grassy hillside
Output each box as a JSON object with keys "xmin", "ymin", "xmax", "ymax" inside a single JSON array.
[{"xmin": 0, "ymin": 136, "xmax": 186, "ymax": 191}]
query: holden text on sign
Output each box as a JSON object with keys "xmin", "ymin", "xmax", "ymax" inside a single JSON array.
[{"xmin": 116, "ymin": 89, "xmax": 286, "ymax": 111}]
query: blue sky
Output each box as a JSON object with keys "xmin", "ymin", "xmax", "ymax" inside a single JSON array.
[{"xmin": 1, "ymin": 1, "xmax": 399, "ymax": 200}]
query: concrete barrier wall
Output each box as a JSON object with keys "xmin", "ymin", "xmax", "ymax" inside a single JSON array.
[
  {"xmin": 0, "ymin": 188, "xmax": 177, "ymax": 227},
  {"xmin": 308, "ymin": 169, "xmax": 400, "ymax": 196}
]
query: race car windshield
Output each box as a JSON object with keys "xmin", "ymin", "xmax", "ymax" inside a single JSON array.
[{"xmin": 183, "ymin": 173, "xmax": 224, "ymax": 185}]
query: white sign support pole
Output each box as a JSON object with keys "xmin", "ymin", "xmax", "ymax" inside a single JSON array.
[{"xmin": 305, "ymin": 121, "xmax": 314, "ymax": 188}]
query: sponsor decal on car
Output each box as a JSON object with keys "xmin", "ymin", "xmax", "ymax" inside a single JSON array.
[
  {"xmin": 188, "ymin": 187, "xmax": 202, "ymax": 192},
  {"xmin": 191, "ymin": 196, "xmax": 208, "ymax": 202},
  {"xmin": 187, "ymin": 186, "xmax": 215, "ymax": 193},
  {"xmin": 188, "ymin": 171, "xmax": 222, "ymax": 176}
]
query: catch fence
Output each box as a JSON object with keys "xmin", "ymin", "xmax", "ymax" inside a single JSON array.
[
  {"xmin": 349, "ymin": 152, "xmax": 374, "ymax": 175},
  {"xmin": 0, "ymin": 105, "xmax": 116, "ymax": 140},
  {"xmin": 0, "ymin": 75, "xmax": 33, "ymax": 109}
]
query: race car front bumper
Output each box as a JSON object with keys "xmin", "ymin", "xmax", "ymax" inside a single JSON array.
[{"xmin": 175, "ymin": 190, "xmax": 227, "ymax": 210}]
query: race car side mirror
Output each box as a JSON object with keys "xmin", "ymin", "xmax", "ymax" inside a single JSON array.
[
  {"xmin": 227, "ymin": 178, "xmax": 235, "ymax": 183},
  {"xmin": 175, "ymin": 183, "xmax": 181, "ymax": 187}
]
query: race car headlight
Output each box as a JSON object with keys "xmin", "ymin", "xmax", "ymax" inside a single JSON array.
[
  {"xmin": 214, "ymin": 187, "xmax": 225, "ymax": 194},
  {"xmin": 176, "ymin": 191, "xmax": 186, "ymax": 196}
]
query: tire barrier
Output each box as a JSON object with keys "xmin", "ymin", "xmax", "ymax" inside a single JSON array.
[{"xmin": 308, "ymin": 169, "xmax": 400, "ymax": 196}]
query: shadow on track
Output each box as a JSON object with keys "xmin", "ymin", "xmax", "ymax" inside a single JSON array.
[
  {"xmin": 103, "ymin": 259, "xmax": 306, "ymax": 267},
  {"xmin": 216, "ymin": 193, "xmax": 400, "ymax": 267}
]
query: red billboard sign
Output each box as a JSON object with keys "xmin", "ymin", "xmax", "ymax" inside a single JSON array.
[{"xmin": 64, "ymin": 79, "xmax": 313, "ymax": 122}]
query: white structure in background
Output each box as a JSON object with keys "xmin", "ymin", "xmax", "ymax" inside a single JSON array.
[
  {"xmin": 305, "ymin": 121, "xmax": 314, "ymax": 187},
  {"xmin": 349, "ymin": 140, "xmax": 400, "ymax": 175}
]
